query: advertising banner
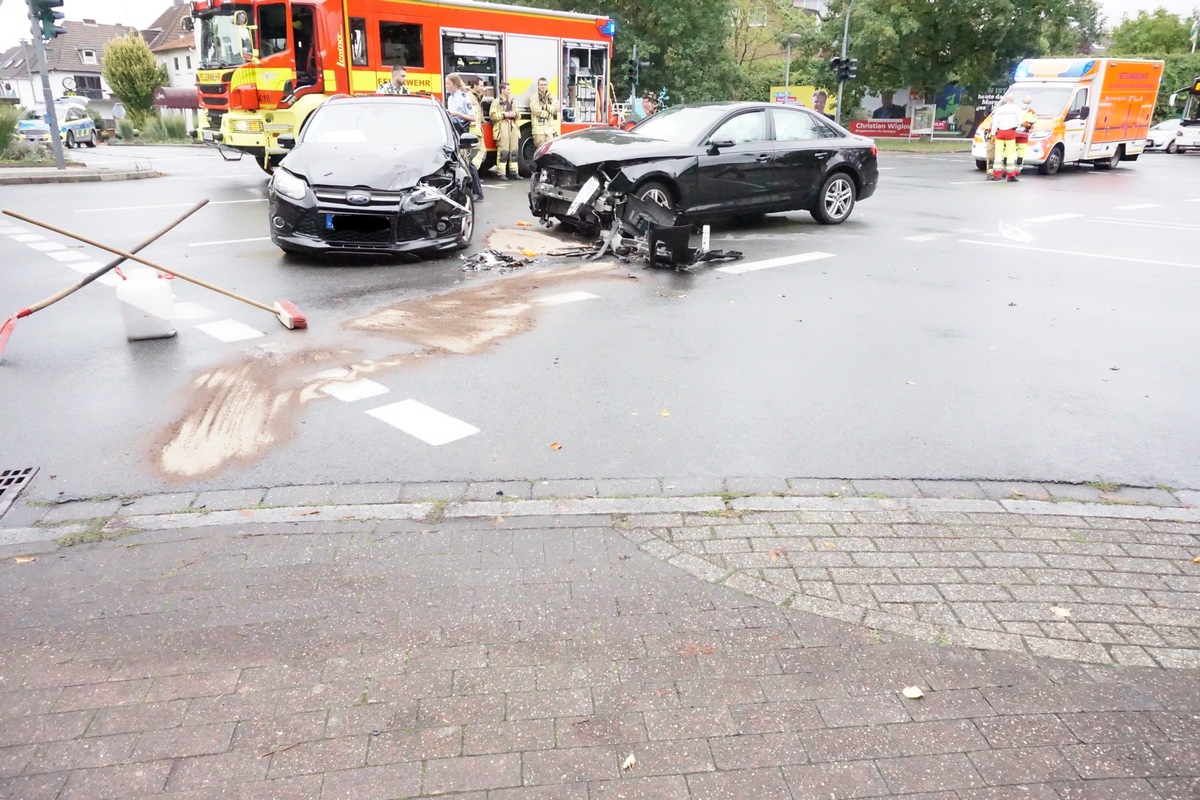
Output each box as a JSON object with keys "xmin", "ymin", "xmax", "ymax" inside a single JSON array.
[
  {"xmin": 848, "ymin": 118, "xmax": 911, "ymax": 137},
  {"xmin": 768, "ymin": 85, "xmax": 837, "ymax": 118}
]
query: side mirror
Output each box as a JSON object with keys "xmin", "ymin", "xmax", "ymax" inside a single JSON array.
[
  {"xmin": 232, "ymin": 10, "xmax": 249, "ymax": 26},
  {"xmin": 458, "ymin": 132, "xmax": 479, "ymax": 149},
  {"xmin": 278, "ymin": 133, "xmax": 295, "ymax": 149},
  {"xmin": 707, "ymin": 137, "xmax": 735, "ymax": 153},
  {"xmin": 1079, "ymin": 106, "xmax": 1090, "ymax": 120},
  {"xmin": 181, "ymin": 16, "xmax": 194, "ymax": 32}
]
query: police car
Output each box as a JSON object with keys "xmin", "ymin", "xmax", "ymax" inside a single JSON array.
[{"xmin": 17, "ymin": 98, "xmax": 98, "ymax": 148}]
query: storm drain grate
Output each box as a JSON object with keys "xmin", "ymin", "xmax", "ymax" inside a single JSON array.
[{"xmin": 0, "ymin": 468, "xmax": 38, "ymax": 519}]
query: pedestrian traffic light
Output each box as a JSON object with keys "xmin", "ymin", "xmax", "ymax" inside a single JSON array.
[
  {"xmin": 845, "ymin": 58, "xmax": 858, "ymax": 81},
  {"xmin": 31, "ymin": 0, "xmax": 67, "ymax": 40}
]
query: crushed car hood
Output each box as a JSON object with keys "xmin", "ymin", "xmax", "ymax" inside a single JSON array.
[
  {"xmin": 282, "ymin": 143, "xmax": 452, "ymax": 190},
  {"xmin": 535, "ymin": 128, "xmax": 696, "ymax": 169}
]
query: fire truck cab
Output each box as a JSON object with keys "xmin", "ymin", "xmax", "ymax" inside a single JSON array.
[{"xmin": 188, "ymin": 0, "xmax": 616, "ymax": 172}]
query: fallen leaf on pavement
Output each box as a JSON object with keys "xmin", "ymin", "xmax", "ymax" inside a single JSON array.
[
  {"xmin": 901, "ymin": 686, "xmax": 925, "ymax": 699},
  {"xmin": 1192, "ymin": 556, "xmax": 1200, "ymax": 564},
  {"xmin": 906, "ymin": 381, "xmax": 916, "ymax": 386},
  {"xmin": 549, "ymin": 442, "xmax": 562, "ymax": 451},
  {"xmin": 239, "ymin": 509, "xmax": 254, "ymax": 517},
  {"xmin": 1050, "ymin": 606, "xmax": 1071, "ymax": 618},
  {"xmin": 661, "ymin": 409, "xmax": 670, "ymax": 417},
  {"xmin": 521, "ymin": 248, "xmax": 538, "ymax": 257},
  {"xmin": 299, "ymin": 510, "xmax": 320, "ymax": 516},
  {"xmin": 769, "ymin": 546, "xmax": 788, "ymax": 563},
  {"xmin": 622, "ymin": 754, "xmax": 637, "ymax": 771},
  {"xmin": 13, "ymin": 557, "xmax": 36, "ymax": 564},
  {"xmin": 515, "ymin": 221, "xmax": 534, "ymax": 227},
  {"xmin": 679, "ymin": 643, "xmax": 716, "ymax": 657}
]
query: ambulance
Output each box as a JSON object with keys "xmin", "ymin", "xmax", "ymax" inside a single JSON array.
[{"xmin": 972, "ymin": 58, "xmax": 1164, "ymax": 175}]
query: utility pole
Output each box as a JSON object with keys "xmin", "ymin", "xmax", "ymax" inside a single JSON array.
[
  {"xmin": 835, "ymin": 0, "xmax": 854, "ymax": 125},
  {"xmin": 26, "ymin": 0, "xmax": 66, "ymax": 169}
]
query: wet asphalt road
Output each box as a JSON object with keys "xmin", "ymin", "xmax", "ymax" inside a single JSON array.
[{"xmin": 2, "ymin": 143, "xmax": 1199, "ymax": 501}]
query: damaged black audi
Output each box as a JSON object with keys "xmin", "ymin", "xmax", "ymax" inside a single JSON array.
[
  {"xmin": 268, "ymin": 95, "xmax": 475, "ymax": 257},
  {"xmin": 528, "ymin": 101, "xmax": 878, "ymax": 233}
]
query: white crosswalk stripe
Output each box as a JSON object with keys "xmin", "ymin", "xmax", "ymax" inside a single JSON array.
[{"xmin": 366, "ymin": 399, "xmax": 479, "ymax": 445}]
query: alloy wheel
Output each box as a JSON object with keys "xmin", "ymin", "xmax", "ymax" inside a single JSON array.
[{"xmin": 823, "ymin": 177, "xmax": 853, "ymax": 220}]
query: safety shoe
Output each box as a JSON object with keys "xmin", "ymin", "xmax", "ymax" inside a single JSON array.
[{"xmin": 1007, "ymin": 176, "xmax": 1018, "ymax": 182}]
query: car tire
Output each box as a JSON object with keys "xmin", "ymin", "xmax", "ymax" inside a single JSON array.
[
  {"xmin": 634, "ymin": 180, "xmax": 677, "ymax": 210},
  {"xmin": 453, "ymin": 191, "xmax": 475, "ymax": 250},
  {"xmin": 85, "ymin": 129, "xmax": 97, "ymax": 148},
  {"xmin": 975, "ymin": 159, "xmax": 988, "ymax": 171},
  {"xmin": 1166, "ymin": 140, "xmax": 1178, "ymax": 154},
  {"xmin": 1037, "ymin": 145, "xmax": 1063, "ymax": 175},
  {"xmin": 812, "ymin": 172, "xmax": 856, "ymax": 225},
  {"xmin": 1095, "ymin": 146, "xmax": 1122, "ymax": 170},
  {"xmin": 66, "ymin": 131, "xmax": 75, "ymax": 149},
  {"xmin": 517, "ymin": 130, "xmax": 536, "ymax": 178}
]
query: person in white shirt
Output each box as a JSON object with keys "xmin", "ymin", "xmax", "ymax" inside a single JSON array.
[{"xmin": 989, "ymin": 96, "xmax": 1022, "ymax": 182}]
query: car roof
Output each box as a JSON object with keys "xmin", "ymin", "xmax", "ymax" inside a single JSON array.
[{"xmin": 325, "ymin": 93, "xmax": 444, "ymax": 106}]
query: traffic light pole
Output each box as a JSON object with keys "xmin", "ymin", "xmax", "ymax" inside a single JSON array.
[
  {"xmin": 26, "ymin": 0, "xmax": 65, "ymax": 170},
  {"xmin": 835, "ymin": 0, "xmax": 853, "ymax": 125}
]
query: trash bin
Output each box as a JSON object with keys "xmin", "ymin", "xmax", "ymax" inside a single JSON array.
[{"xmin": 116, "ymin": 269, "xmax": 177, "ymax": 341}]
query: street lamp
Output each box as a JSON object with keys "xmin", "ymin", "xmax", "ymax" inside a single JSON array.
[{"xmin": 784, "ymin": 33, "xmax": 804, "ymax": 98}]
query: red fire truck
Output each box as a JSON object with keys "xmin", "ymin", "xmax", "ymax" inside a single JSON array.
[{"xmin": 187, "ymin": 0, "xmax": 616, "ymax": 172}]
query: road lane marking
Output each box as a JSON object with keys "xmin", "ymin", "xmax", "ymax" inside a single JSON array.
[
  {"xmin": 534, "ymin": 291, "xmax": 600, "ymax": 306},
  {"xmin": 74, "ymin": 199, "xmax": 267, "ymax": 213},
  {"xmin": 366, "ymin": 399, "xmax": 479, "ymax": 446},
  {"xmin": 173, "ymin": 301, "xmax": 215, "ymax": 320},
  {"xmin": 321, "ymin": 379, "xmax": 389, "ymax": 403},
  {"xmin": 195, "ymin": 319, "xmax": 266, "ymax": 342},
  {"xmin": 1113, "ymin": 203, "xmax": 1161, "ymax": 210},
  {"xmin": 26, "ymin": 241, "xmax": 65, "ymax": 252},
  {"xmin": 958, "ymin": 239, "xmax": 1200, "ymax": 270},
  {"xmin": 1022, "ymin": 213, "xmax": 1084, "ymax": 223},
  {"xmin": 45, "ymin": 250, "xmax": 90, "ymax": 262},
  {"xmin": 1089, "ymin": 216, "xmax": 1200, "ymax": 231},
  {"xmin": 716, "ymin": 251, "xmax": 835, "ymax": 274},
  {"xmin": 189, "ymin": 237, "xmax": 271, "ymax": 247},
  {"xmin": 10, "ymin": 233, "xmax": 45, "ymax": 243},
  {"xmin": 904, "ymin": 233, "xmax": 944, "ymax": 242},
  {"xmin": 0, "ymin": 225, "xmax": 28, "ymax": 235}
]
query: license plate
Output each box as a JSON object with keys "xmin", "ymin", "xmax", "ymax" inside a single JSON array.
[{"xmin": 325, "ymin": 214, "xmax": 335, "ymax": 230}]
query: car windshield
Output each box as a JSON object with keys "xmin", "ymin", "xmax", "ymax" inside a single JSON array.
[
  {"xmin": 1152, "ymin": 120, "xmax": 1179, "ymax": 129},
  {"xmin": 1003, "ymin": 87, "xmax": 1072, "ymax": 117},
  {"xmin": 302, "ymin": 103, "xmax": 450, "ymax": 146},
  {"xmin": 632, "ymin": 106, "xmax": 735, "ymax": 144},
  {"xmin": 198, "ymin": 8, "xmax": 253, "ymax": 69}
]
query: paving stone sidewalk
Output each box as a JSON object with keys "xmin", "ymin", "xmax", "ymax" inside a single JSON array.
[{"xmin": 0, "ymin": 485, "xmax": 1197, "ymax": 798}]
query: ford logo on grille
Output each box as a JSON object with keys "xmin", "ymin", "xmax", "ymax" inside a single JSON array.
[{"xmin": 345, "ymin": 192, "xmax": 371, "ymax": 205}]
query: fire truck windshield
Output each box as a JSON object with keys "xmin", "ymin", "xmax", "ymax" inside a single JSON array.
[{"xmin": 198, "ymin": 7, "xmax": 254, "ymax": 69}]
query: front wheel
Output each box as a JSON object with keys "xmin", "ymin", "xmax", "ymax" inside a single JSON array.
[
  {"xmin": 453, "ymin": 191, "xmax": 475, "ymax": 249},
  {"xmin": 812, "ymin": 172, "xmax": 856, "ymax": 225},
  {"xmin": 66, "ymin": 131, "xmax": 75, "ymax": 149},
  {"xmin": 1165, "ymin": 140, "xmax": 1178, "ymax": 154},
  {"xmin": 1037, "ymin": 145, "xmax": 1064, "ymax": 175},
  {"xmin": 635, "ymin": 180, "xmax": 677, "ymax": 210},
  {"xmin": 84, "ymin": 129, "xmax": 97, "ymax": 148},
  {"xmin": 975, "ymin": 159, "xmax": 987, "ymax": 171}
]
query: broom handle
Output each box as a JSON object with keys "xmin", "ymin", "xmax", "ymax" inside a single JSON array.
[
  {"xmin": 19, "ymin": 200, "xmax": 210, "ymax": 317},
  {"xmin": 2, "ymin": 209, "xmax": 277, "ymax": 315}
]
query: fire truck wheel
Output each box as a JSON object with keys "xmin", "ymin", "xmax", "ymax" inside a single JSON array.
[{"xmin": 517, "ymin": 133, "xmax": 536, "ymax": 178}]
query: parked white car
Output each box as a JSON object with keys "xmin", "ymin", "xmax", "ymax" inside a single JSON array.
[{"xmin": 1146, "ymin": 118, "xmax": 1200, "ymax": 153}]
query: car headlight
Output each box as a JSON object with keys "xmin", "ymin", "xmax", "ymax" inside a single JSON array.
[
  {"xmin": 272, "ymin": 169, "xmax": 308, "ymax": 201},
  {"xmin": 1030, "ymin": 130, "xmax": 1051, "ymax": 140}
]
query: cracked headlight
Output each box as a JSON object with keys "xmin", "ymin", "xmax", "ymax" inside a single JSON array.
[{"xmin": 272, "ymin": 169, "xmax": 308, "ymax": 201}]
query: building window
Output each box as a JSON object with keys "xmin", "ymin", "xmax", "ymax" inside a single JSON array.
[
  {"xmin": 80, "ymin": 49, "xmax": 97, "ymax": 65},
  {"xmin": 185, "ymin": 55, "xmax": 192, "ymax": 69},
  {"xmin": 174, "ymin": 56, "xmax": 180, "ymax": 70},
  {"xmin": 74, "ymin": 74, "xmax": 103, "ymax": 99},
  {"xmin": 379, "ymin": 21, "xmax": 423, "ymax": 67}
]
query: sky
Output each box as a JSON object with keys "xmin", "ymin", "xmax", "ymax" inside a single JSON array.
[{"xmin": 1, "ymin": 0, "xmax": 1198, "ymax": 55}]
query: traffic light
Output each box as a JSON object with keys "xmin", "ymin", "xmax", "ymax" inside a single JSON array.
[
  {"xmin": 843, "ymin": 58, "xmax": 858, "ymax": 81},
  {"xmin": 31, "ymin": 0, "xmax": 66, "ymax": 40},
  {"xmin": 626, "ymin": 58, "xmax": 638, "ymax": 84},
  {"xmin": 828, "ymin": 56, "xmax": 843, "ymax": 75}
]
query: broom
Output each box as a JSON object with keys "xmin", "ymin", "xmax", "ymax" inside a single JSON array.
[
  {"xmin": 0, "ymin": 200, "xmax": 210, "ymax": 362},
  {"xmin": 2, "ymin": 210, "xmax": 307, "ymax": 330}
]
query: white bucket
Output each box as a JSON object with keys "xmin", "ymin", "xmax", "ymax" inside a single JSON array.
[{"xmin": 116, "ymin": 269, "xmax": 177, "ymax": 341}]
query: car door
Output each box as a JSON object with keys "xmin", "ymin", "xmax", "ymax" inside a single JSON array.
[
  {"xmin": 689, "ymin": 109, "xmax": 773, "ymax": 216},
  {"xmin": 770, "ymin": 107, "xmax": 835, "ymax": 208},
  {"xmin": 1063, "ymin": 87, "xmax": 1089, "ymax": 162}
]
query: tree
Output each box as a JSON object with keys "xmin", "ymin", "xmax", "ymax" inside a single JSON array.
[
  {"xmin": 728, "ymin": 0, "xmax": 817, "ymax": 69},
  {"xmin": 820, "ymin": 0, "xmax": 1103, "ymax": 108},
  {"xmin": 517, "ymin": 0, "xmax": 742, "ymax": 103},
  {"xmin": 102, "ymin": 34, "xmax": 169, "ymax": 126},
  {"xmin": 1108, "ymin": 8, "xmax": 1193, "ymax": 56}
]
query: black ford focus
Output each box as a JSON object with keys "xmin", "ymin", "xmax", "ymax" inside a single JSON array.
[
  {"xmin": 529, "ymin": 102, "xmax": 878, "ymax": 232},
  {"xmin": 269, "ymin": 95, "xmax": 475, "ymax": 257}
]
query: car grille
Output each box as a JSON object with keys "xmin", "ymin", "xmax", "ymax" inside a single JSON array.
[
  {"xmin": 295, "ymin": 211, "xmax": 428, "ymax": 247},
  {"xmin": 313, "ymin": 186, "xmax": 404, "ymax": 214}
]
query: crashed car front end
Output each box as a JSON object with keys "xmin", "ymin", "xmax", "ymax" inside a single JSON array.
[
  {"xmin": 528, "ymin": 162, "xmax": 619, "ymax": 231},
  {"xmin": 269, "ymin": 172, "xmax": 471, "ymax": 255}
]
